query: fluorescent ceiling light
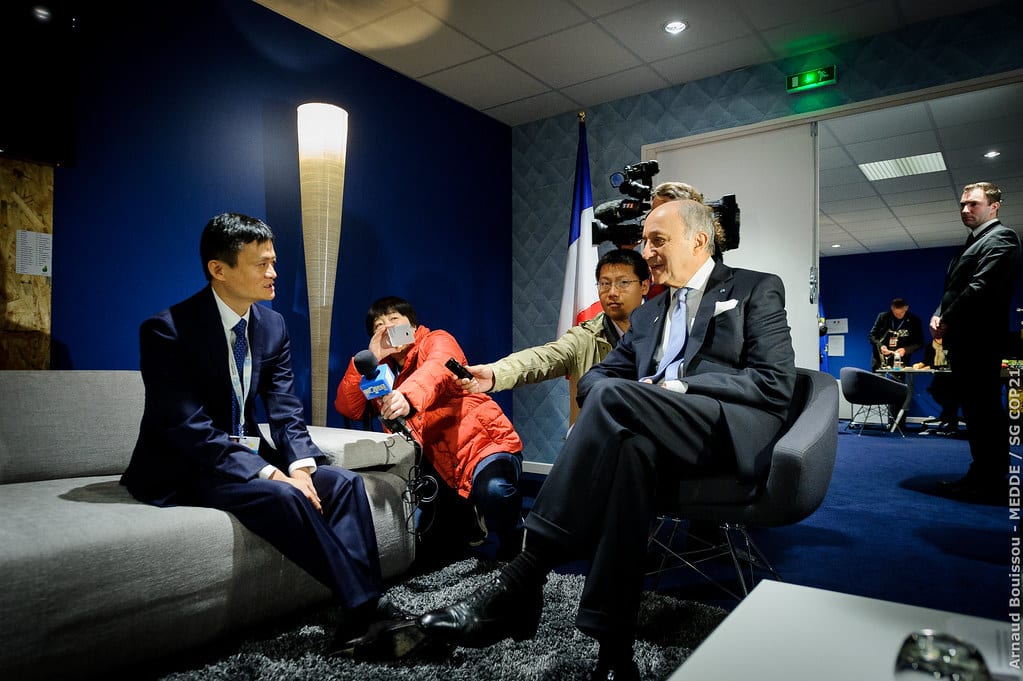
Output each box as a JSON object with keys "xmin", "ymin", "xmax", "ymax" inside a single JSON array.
[
  {"xmin": 984, "ymin": 150, "xmax": 1001, "ymax": 158},
  {"xmin": 857, "ymin": 152, "xmax": 946, "ymax": 181}
]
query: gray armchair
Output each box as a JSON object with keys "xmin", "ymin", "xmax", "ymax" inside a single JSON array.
[
  {"xmin": 839, "ymin": 366, "xmax": 910, "ymax": 436},
  {"xmin": 648, "ymin": 368, "xmax": 839, "ymax": 599}
]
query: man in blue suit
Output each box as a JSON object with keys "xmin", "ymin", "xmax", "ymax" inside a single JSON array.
[
  {"xmin": 120, "ymin": 212, "xmax": 421, "ymax": 660},
  {"xmin": 419, "ymin": 199, "xmax": 796, "ymax": 680}
]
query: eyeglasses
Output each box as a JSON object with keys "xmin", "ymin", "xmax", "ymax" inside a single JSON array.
[{"xmin": 597, "ymin": 279, "xmax": 640, "ymax": 292}]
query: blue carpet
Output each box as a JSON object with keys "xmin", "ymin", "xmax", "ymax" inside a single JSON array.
[{"xmin": 512, "ymin": 423, "xmax": 1012, "ymax": 621}]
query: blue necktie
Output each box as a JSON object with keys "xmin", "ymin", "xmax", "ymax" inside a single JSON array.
[
  {"xmin": 231, "ymin": 318, "xmax": 247, "ymax": 437},
  {"xmin": 655, "ymin": 287, "xmax": 690, "ymax": 382}
]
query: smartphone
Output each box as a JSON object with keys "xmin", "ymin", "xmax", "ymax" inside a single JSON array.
[
  {"xmin": 445, "ymin": 357, "xmax": 474, "ymax": 380},
  {"xmin": 387, "ymin": 323, "xmax": 415, "ymax": 346}
]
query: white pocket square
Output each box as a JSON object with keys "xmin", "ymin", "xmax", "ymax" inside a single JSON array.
[{"xmin": 714, "ymin": 299, "xmax": 738, "ymax": 316}]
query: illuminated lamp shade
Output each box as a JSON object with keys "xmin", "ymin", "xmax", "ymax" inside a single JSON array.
[{"xmin": 297, "ymin": 103, "xmax": 348, "ymax": 426}]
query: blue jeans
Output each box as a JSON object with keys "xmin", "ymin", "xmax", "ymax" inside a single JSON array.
[{"xmin": 469, "ymin": 452, "xmax": 524, "ymax": 541}]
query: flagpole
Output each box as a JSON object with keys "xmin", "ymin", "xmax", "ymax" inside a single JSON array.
[{"xmin": 558, "ymin": 111, "xmax": 600, "ymax": 337}]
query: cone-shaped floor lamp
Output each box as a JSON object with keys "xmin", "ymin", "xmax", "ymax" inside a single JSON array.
[{"xmin": 297, "ymin": 103, "xmax": 347, "ymax": 426}]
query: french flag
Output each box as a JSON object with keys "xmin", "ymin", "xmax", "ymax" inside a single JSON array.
[{"xmin": 558, "ymin": 112, "xmax": 601, "ymax": 337}]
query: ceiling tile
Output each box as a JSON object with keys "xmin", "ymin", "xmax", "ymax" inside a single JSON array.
[
  {"xmin": 500, "ymin": 23, "xmax": 642, "ymax": 88},
  {"xmin": 561, "ymin": 65, "xmax": 670, "ymax": 107},
  {"xmin": 420, "ymin": 0, "xmax": 588, "ymax": 50},
  {"xmin": 821, "ymin": 196, "xmax": 888, "ymax": 214},
  {"xmin": 421, "ymin": 56, "xmax": 550, "ymax": 109},
  {"xmin": 939, "ymin": 116, "xmax": 1022, "ymax": 153},
  {"xmin": 253, "ymin": 0, "xmax": 415, "ymax": 38},
  {"xmin": 842, "ymin": 130, "xmax": 941, "ymax": 164},
  {"xmin": 928, "ymin": 81, "xmax": 1023, "ymax": 128},
  {"xmin": 882, "ymin": 187, "xmax": 956, "ymax": 207},
  {"xmin": 484, "ymin": 91, "xmax": 580, "ymax": 127},
  {"xmin": 650, "ymin": 35, "xmax": 775, "ymax": 85},
  {"xmin": 897, "ymin": 213, "xmax": 963, "ymax": 228},
  {"xmin": 822, "ymin": 102, "xmax": 930, "ymax": 144},
  {"xmin": 897, "ymin": 0, "xmax": 1003, "ymax": 23},
  {"xmin": 819, "ymin": 147, "xmax": 855, "ymax": 171},
  {"xmin": 825, "ymin": 208, "xmax": 898, "ymax": 224},
  {"xmin": 572, "ymin": 0, "xmax": 649, "ymax": 17},
  {"xmin": 758, "ymin": 0, "xmax": 900, "ymax": 57},
  {"xmin": 341, "ymin": 6, "xmax": 488, "ymax": 77},
  {"xmin": 735, "ymin": 0, "xmax": 863, "ymax": 31},
  {"xmin": 598, "ymin": 0, "xmax": 752, "ymax": 62},
  {"xmin": 820, "ymin": 165, "xmax": 869, "ymax": 187}
]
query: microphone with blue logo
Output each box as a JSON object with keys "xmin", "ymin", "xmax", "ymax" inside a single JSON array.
[{"xmin": 353, "ymin": 349, "xmax": 415, "ymax": 440}]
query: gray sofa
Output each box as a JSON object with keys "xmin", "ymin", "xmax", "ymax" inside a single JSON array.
[{"xmin": 0, "ymin": 370, "xmax": 417, "ymax": 680}]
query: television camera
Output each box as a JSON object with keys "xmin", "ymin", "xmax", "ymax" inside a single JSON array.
[{"xmin": 591, "ymin": 159, "xmax": 741, "ymax": 252}]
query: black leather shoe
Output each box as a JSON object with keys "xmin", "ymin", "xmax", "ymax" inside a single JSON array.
[
  {"xmin": 326, "ymin": 596, "xmax": 425, "ymax": 660},
  {"xmin": 419, "ymin": 575, "xmax": 543, "ymax": 648},
  {"xmin": 590, "ymin": 658, "xmax": 640, "ymax": 681},
  {"xmin": 329, "ymin": 618, "xmax": 429, "ymax": 661}
]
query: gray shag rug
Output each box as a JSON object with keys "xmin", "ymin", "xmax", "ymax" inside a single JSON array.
[{"xmin": 157, "ymin": 558, "xmax": 728, "ymax": 681}]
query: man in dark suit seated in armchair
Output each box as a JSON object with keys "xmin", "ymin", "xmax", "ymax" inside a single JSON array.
[{"xmin": 411, "ymin": 199, "xmax": 796, "ymax": 680}]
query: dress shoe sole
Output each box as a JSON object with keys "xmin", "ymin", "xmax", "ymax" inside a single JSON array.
[{"xmin": 328, "ymin": 619, "xmax": 429, "ymax": 661}]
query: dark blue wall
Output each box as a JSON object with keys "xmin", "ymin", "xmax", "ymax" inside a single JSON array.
[
  {"xmin": 50, "ymin": 0, "xmax": 513, "ymax": 426},
  {"xmin": 820, "ymin": 245, "xmax": 1023, "ymax": 416}
]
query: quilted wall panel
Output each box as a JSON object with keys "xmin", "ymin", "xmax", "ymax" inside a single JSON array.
[{"xmin": 510, "ymin": 1, "xmax": 1022, "ymax": 464}]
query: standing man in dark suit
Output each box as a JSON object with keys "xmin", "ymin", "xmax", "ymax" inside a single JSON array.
[
  {"xmin": 120, "ymin": 212, "xmax": 422, "ymax": 660},
  {"xmin": 931, "ymin": 182, "xmax": 1022, "ymax": 503},
  {"xmin": 417, "ymin": 200, "xmax": 795, "ymax": 680}
]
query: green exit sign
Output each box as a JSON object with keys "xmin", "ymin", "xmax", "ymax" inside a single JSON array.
[{"xmin": 786, "ymin": 65, "xmax": 837, "ymax": 93}]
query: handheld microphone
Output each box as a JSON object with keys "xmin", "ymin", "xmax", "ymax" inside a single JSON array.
[{"xmin": 353, "ymin": 349, "xmax": 414, "ymax": 439}]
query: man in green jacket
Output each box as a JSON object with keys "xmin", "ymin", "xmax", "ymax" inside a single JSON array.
[{"xmin": 459, "ymin": 249, "xmax": 649, "ymax": 424}]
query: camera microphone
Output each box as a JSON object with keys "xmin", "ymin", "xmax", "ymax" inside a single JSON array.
[{"xmin": 353, "ymin": 349, "xmax": 415, "ymax": 440}]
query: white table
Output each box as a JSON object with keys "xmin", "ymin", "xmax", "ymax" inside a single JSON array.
[{"xmin": 668, "ymin": 580, "xmax": 1014, "ymax": 681}]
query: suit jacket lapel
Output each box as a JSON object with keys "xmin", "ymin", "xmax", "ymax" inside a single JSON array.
[
  {"xmin": 198, "ymin": 287, "xmax": 231, "ymax": 387},
  {"xmin": 636, "ymin": 291, "xmax": 672, "ymax": 378},
  {"xmin": 247, "ymin": 304, "xmax": 264, "ymax": 400},
  {"xmin": 948, "ymin": 220, "xmax": 1001, "ymax": 277},
  {"xmin": 685, "ymin": 262, "xmax": 734, "ymax": 365}
]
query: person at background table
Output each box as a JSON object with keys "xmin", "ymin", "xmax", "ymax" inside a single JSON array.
[
  {"xmin": 120, "ymin": 213, "xmax": 419, "ymax": 661},
  {"xmin": 868, "ymin": 297, "xmax": 923, "ymax": 370},
  {"xmin": 455, "ymin": 249, "xmax": 649, "ymax": 425},
  {"xmin": 416, "ymin": 199, "xmax": 795, "ymax": 681},
  {"xmin": 931, "ymin": 181, "xmax": 1021, "ymax": 504},
  {"xmin": 334, "ymin": 296, "xmax": 524, "ymax": 566}
]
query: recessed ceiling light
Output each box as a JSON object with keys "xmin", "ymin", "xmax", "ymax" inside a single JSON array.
[
  {"xmin": 831, "ymin": 244, "xmax": 842, "ymax": 249},
  {"xmin": 664, "ymin": 20, "xmax": 687, "ymax": 35},
  {"xmin": 857, "ymin": 152, "xmax": 946, "ymax": 181},
  {"xmin": 984, "ymin": 150, "xmax": 1001, "ymax": 158}
]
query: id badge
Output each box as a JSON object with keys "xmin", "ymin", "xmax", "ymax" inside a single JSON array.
[
  {"xmin": 230, "ymin": 435, "xmax": 261, "ymax": 453},
  {"xmin": 888, "ymin": 336, "xmax": 898, "ymax": 348}
]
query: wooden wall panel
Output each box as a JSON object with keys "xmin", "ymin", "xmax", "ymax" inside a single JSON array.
[{"xmin": 0, "ymin": 157, "xmax": 53, "ymax": 369}]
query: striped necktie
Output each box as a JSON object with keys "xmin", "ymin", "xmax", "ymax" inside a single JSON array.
[{"xmin": 655, "ymin": 287, "xmax": 690, "ymax": 382}]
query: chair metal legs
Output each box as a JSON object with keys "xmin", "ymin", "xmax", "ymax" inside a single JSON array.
[
  {"xmin": 847, "ymin": 403, "xmax": 906, "ymax": 437},
  {"xmin": 646, "ymin": 517, "xmax": 782, "ymax": 601}
]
